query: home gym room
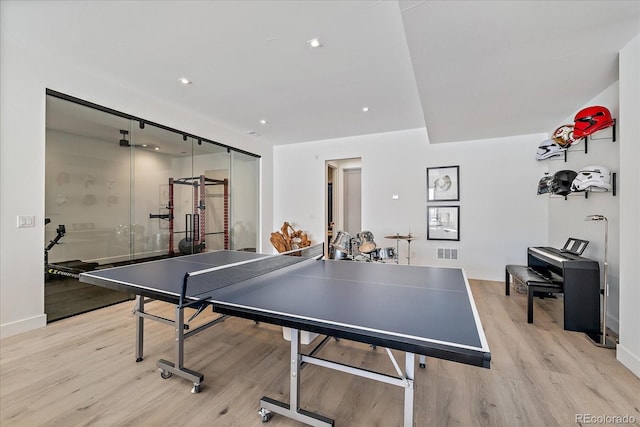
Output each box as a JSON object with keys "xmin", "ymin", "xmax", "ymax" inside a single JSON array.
[
  {"xmin": 44, "ymin": 93, "xmax": 259, "ymax": 321},
  {"xmin": 1, "ymin": 1, "xmax": 639, "ymax": 426}
]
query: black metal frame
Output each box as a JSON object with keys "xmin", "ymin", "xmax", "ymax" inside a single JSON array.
[
  {"xmin": 426, "ymin": 165, "xmax": 460, "ymax": 202},
  {"xmin": 46, "ymin": 89, "xmax": 261, "ymax": 159},
  {"xmin": 427, "ymin": 205, "xmax": 460, "ymax": 241}
]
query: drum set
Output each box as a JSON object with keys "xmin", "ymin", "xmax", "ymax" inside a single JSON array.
[{"xmin": 329, "ymin": 230, "xmax": 396, "ymax": 263}]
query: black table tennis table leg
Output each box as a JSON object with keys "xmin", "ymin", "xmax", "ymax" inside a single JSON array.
[
  {"xmin": 157, "ymin": 305, "xmax": 204, "ymax": 393},
  {"xmin": 135, "ymin": 296, "xmax": 144, "ymax": 362},
  {"xmin": 131, "ymin": 296, "xmax": 227, "ymax": 393}
]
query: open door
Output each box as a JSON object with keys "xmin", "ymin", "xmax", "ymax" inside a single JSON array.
[{"xmin": 325, "ymin": 158, "xmax": 361, "ymax": 259}]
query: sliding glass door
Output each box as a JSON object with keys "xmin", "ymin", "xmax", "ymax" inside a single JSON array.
[{"xmin": 45, "ymin": 93, "xmax": 259, "ymax": 321}]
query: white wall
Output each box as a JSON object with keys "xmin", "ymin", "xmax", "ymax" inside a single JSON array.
[
  {"xmin": 0, "ymin": 22, "xmax": 273, "ymax": 338},
  {"xmin": 617, "ymin": 34, "xmax": 640, "ymax": 378},
  {"xmin": 273, "ymin": 71, "xmax": 639, "ymax": 378},
  {"xmin": 274, "ymin": 128, "xmax": 548, "ymax": 280}
]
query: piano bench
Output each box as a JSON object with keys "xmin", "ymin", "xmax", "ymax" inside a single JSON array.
[{"xmin": 505, "ymin": 265, "xmax": 563, "ymax": 324}]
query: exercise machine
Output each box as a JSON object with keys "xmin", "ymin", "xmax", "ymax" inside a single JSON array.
[
  {"xmin": 44, "ymin": 219, "xmax": 98, "ymax": 280},
  {"xmin": 150, "ymin": 175, "xmax": 229, "ymax": 256}
]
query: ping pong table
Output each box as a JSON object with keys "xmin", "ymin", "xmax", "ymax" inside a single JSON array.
[{"xmin": 80, "ymin": 243, "xmax": 490, "ymax": 426}]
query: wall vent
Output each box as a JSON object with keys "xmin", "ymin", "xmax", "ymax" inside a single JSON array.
[{"xmin": 437, "ymin": 248, "xmax": 458, "ymax": 260}]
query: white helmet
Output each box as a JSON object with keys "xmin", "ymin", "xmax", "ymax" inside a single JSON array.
[
  {"xmin": 536, "ymin": 139, "xmax": 564, "ymax": 160},
  {"xmin": 571, "ymin": 165, "xmax": 612, "ymax": 192}
]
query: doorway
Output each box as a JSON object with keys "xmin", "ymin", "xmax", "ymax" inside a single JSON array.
[{"xmin": 326, "ymin": 158, "xmax": 362, "ymax": 258}]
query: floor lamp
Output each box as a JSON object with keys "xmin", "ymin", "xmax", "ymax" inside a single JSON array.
[{"xmin": 584, "ymin": 215, "xmax": 616, "ymax": 348}]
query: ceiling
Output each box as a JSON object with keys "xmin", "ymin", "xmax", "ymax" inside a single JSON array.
[{"xmin": 5, "ymin": 1, "xmax": 640, "ymax": 145}]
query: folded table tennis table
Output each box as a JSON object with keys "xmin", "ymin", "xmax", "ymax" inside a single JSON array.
[{"xmin": 80, "ymin": 244, "xmax": 490, "ymax": 426}]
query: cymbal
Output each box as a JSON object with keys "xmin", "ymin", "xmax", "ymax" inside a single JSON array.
[{"xmin": 384, "ymin": 234, "xmax": 416, "ymax": 240}]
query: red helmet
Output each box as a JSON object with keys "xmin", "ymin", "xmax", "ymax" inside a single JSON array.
[{"xmin": 573, "ymin": 106, "xmax": 615, "ymax": 138}]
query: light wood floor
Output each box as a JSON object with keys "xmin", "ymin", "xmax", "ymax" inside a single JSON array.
[{"xmin": 1, "ymin": 280, "xmax": 639, "ymax": 427}]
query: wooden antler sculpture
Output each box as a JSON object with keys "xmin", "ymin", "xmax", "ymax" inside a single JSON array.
[{"xmin": 270, "ymin": 221, "xmax": 311, "ymax": 253}]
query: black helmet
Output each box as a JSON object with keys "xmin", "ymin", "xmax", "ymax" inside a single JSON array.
[{"xmin": 551, "ymin": 170, "xmax": 577, "ymax": 196}]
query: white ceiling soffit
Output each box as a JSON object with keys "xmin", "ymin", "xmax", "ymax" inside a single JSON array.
[
  {"xmin": 401, "ymin": 0, "xmax": 640, "ymax": 143},
  {"xmin": 6, "ymin": 0, "xmax": 424, "ymax": 146},
  {"xmin": 4, "ymin": 1, "xmax": 639, "ymax": 146}
]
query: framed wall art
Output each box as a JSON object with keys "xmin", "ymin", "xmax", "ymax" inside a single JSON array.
[
  {"xmin": 427, "ymin": 165, "xmax": 459, "ymax": 202},
  {"xmin": 427, "ymin": 206, "xmax": 460, "ymax": 241}
]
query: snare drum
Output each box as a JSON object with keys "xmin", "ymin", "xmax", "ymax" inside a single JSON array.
[
  {"xmin": 331, "ymin": 230, "xmax": 354, "ymax": 254},
  {"xmin": 374, "ymin": 247, "xmax": 395, "ymax": 261},
  {"xmin": 357, "ymin": 230, "xmax": 376, "ymax": 254},
  {"xmin": 331, "ymin": 248, "xmax": 350, "ymax": 260}
]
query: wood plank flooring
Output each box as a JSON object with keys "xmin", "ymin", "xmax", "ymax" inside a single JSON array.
[{"xmin": 1, "ymin": 279, "xmax": 639, "ymax": 426}]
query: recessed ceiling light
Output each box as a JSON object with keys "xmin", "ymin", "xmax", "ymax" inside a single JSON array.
[
  {"xmin": 308, "ymin": 38, "xmax": 322, "ymax": 48},
  {"xmin": 178, "ymin": 77, "xmax": 192, "ymax": 85},
  {"xmin": 362, "ymin": 107, "xmax": 369, "ymax": 112},
  {"xmin": 259, "ymin": 119, "xmax": 268, "ymax": 125},
  {"xmin": 154, "ymin": 147, "xmax": 160, "ymax": 151}
]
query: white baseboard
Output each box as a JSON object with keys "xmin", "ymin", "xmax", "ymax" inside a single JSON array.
[
  {"xmin": 616, "ymin": 344, "xmax": 640, "ymax": 379},
  {"xmin": 0, "ymin": 314, "xmax": 47, "ymax": 339}
]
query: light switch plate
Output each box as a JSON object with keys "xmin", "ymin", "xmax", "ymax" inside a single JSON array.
[{"xmin": 17, "ymin": 215, "xmax": 35, "ymax": 228}]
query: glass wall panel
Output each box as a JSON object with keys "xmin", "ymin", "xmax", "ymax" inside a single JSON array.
[
  {"xmin": 45, "ymin": 97, "xmax": 134, "ymax": 321},
  {"xmin": 193, "ymin": 138, "xmax": 231, "ymax": 252},
  {"xmin": 45, "ymin": 93, "xmax": 259, "ymax": 321},
  {"xmin": 230, "ymin": 151, "xmax": 259, "ymax": 251},
  {"xmin": 129, "ymin": 124, "xmax": 195, "ymax": 259}
]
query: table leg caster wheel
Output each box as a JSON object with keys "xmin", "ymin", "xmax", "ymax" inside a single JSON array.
[
  {"xmin": 160, "ymin": 369, "xmax": 172, "ymax": 379},
  {"xmin": 259, "ymin": 408, "xmax": 272, "ymax": 423},
  {"xmin": 191, "ymin": 384, "xmax": 201, "ymax": 393},
  {"xmin": 419, "ymin": 363, "xmax": 426, "ymax": 369},
  {"xmin": 136, "ymin": 357, "xmax": 143, "ymax": 362}
]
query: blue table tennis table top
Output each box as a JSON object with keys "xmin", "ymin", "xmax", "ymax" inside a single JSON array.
[{"xmin": 80, "ymin": 250, "xmax": 491, "ymax": 368}]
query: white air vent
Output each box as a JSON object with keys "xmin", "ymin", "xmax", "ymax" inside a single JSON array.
[{"xmin": 437, "ymin": 248, "xmax": 458, "ymax": 260}]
